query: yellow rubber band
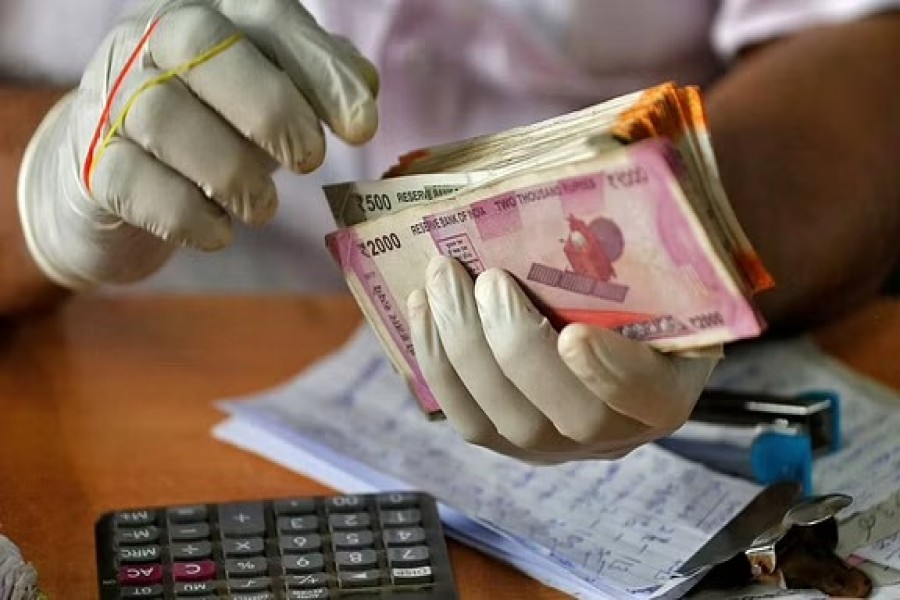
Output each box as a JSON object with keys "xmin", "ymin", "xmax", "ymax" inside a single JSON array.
[{"xmin": 88, "ymin": 32, "xmax": 244, "ymax": 185}]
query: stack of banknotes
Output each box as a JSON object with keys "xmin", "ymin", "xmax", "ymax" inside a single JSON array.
[{"xmin": 323, "ymin": 82, "xmax": 774, "ymax": 415}]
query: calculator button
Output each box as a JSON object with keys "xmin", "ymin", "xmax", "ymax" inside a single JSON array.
[
  {"xmin": 325, "ymin": 495, "xmax": 366, "ymax": 512},
  {"xmin": 377, "ymin": 492, "xmax": 420, "ymax": 509},
  {"xmin": 218, "ymin": 503, "xmax": 266, "ymax": 537},
  {"xmin": 167, "ymin": 505, "xmax": 208, "ymax": 523},
  {"xmin": 228, "ymin": 577, "xmax": 271, "ymax": 592},
  {"xmin": 328, "ymin": 513, "xmax": 370, "ymax": 530},
  {"xmin": 115, "ymin": 510, "xmax": 156, "ymax": 526},
  {"xmin": 116, "ymin": 526, "xmax": 160, "ymax": 545},
  {"xmin": 284, "ymin": 573, "xmax": 329, "ymax": 589},
  {"xmin": 231, "ymin": 593, "xmax": 274, "ymax": 600},
  {"xmin": 171, "ymin": 541, "xmax": 213, "ymax": 561},
  {"xmin": 335, "ymin": 549, "xmax": 378, "ymax": 571},
  {"xmin": 223, "ymin": 537, "xmax": 265, "ymax": 557},
  {"xmin": 174, "ymin": 581, "xmax": 217, "ymax": 596},
  {"xmin": 117, "ymin": 545, "xmax": 161, "ymax": 563},
  {"xmin": 169, "ymin": 523, "xmax": 210, "ymax": 541},
  {"xmin": 287, "ymin": 590, "xmax": 330, "ymax": 600},
  {"xmin": 273, "ymin": 498, "xmax": 317, "ymax": 515},
  {"xmin": 383, "ymin": 527, "xmax": 425, "ymax": 546},
  {"xmin": 120, "ymin": 584, "xmax": 164, "ymax": 597},
  {"xmin": 282, "ymin": 552, "xmax": 325, "ymax": 574},
  {"xmin": 387, "ymin": 546, "xmax": 430, "ymax": 567},
  {"xmin": 331, "ymin": 530, "xmax": 373, "ymax": 549},
  {"xmin": 338, "ymin": 569, "xmax": 384, "ymax": 589},
  {"xmin": 118, "ymin": 564, "xmax": 163, "ymax": 586},
  {"xmin": 279, "ymin": 534, "xmax": 322, "ymax": 553},
  {"xmin": 277, "ymin": 515, "xmax": 319, "ymax": 534},
  {"xmin": 380, "ymin": 509, "xmax": 421, "ymax": 527},
  {"xmin": 225, "ymin": 557, "xmax": 268, "ymax": 577},
  {"xmin": 172, "ymin": 560, "xmax": 216, "ymax": 582},
  {"xmin": 99, "ymin": 494, "xmax": 454, "ymax": 600},
  {"xmin": 391, "ymin": 565, "xmax": 434, "ymax": 585}
]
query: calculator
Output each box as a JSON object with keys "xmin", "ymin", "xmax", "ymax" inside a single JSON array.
[{"xmin": 95, "ymin": 492, "xmax": 458, "ymax": 599}]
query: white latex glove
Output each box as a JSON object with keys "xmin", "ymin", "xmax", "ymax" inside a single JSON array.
[
  {"xmin": 408, "ymin": 256, "xmax": 720, "ymax": 463},
  {"xmin": 18, "ymin": 0, "xmax": 378, "ymax": 288}
]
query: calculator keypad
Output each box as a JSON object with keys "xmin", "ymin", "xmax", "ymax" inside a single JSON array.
[{"xmin": 96, "ymin": 492, "xmax": 457, "ymax": 599}]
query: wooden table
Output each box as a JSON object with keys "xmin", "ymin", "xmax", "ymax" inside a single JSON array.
[{"xmin": 0, "ymin": 296, "xmax": 897, "ymax": 599}]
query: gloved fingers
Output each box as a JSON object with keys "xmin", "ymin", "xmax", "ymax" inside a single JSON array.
[
  {"xmin": 407, "ymin": 285, "xmax": 630, "ymax": 466},
  {"xmin": 407, "ymin": 288, "xmax": 556, "ymax": 463},
  {"xmin": 510, "ymin": 440, "xmax": 647, "ymax": 464},
  {"xmin": 409, "ymin": 277, "xmax": 648, "ymax": 462},
  {"xmin": 424, "ymin": 257, "xmax": 577, "ymax": 454},
  {"xmin": 148, "ymin": 3, "xmax": 326, "ymax": 172},
  {"xmin": 117, "ymin": 73, "xmax": 278, "ymax": 226},
  {"xmin": 331, "ymin": 35, "xmax": 380, "ymax": 98},
  {"xmin": 589, "ymin": 446, "xmax": 642, "ymax": 461},
  {"xmin": 217, "ymin": 0, "xmax": 378, "ymax": 145},
  {"xmin": 407, "ymin": 288, "xmax": 498, "ymax": 448},
  {"xmin": 91, "ymin": 137, "xmax": 233, "ymax": 250},
  {"xmin": 558, "ymin": 324, "xmax": 717, "ymax": 431},
  {"xmin": 473, "ymin": 269, "xmax": 652, "ymax": 449}
]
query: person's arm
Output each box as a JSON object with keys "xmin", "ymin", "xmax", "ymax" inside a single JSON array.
[
  {"xmin": 707, "ymin": 12, "xmax": 900, "ymax": 334},
  {"xmin": 0, "ymin": 86, "xmax": 70, "ymax": 317}
]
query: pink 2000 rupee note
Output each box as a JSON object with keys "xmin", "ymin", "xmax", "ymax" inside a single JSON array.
[{"xmin": 327, "ymin": 139, "xmax": 766, "ymax": 415}]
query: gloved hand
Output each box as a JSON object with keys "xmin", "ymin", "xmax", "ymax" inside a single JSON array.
[
  {"xmin": 408, "ymin": 256, "xmax": 720, "ymax": 463},
  {"xmin": 18, "ymin": 0, "xmax": 378, "ymax": 288}
]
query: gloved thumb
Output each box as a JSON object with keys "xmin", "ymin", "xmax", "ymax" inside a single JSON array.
[{"xmin": 557, "ymin": 324, "xmax": 719, "ymax": 431}]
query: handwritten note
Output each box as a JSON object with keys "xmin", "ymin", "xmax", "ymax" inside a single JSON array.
[
  {"xmin": 220, "ymin": 326, "xmax": 758, "ymax": 598},
  {"xmin": 691, "ymin": 586, "xmax": 828, "ymax": 599},
  {"xmin": 838, "ymin": 491, "xmax": 900, "ymax": 559},
  {"xmin": 217, "ymin": 329, "xmax": 900, "ymax": 598},
  {"xmin": 856, "ymin": 533, "xmax": 900, "ymax": 572}
]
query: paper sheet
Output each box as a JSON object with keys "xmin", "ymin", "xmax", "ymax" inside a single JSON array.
[
  {"xmin": 838, "ymin": 491, "xmax": 900, "ymax": 560},
  {"xmin": 217, "ymin": 326, "xmax": 758, "ymax": 598},
  {"xmin": 856, "ymin": 534, "xmax": 900, "ymax": 572},
  {"xmin": 215, "ymin": 328, "xmax": 900, "ymax": 598}
]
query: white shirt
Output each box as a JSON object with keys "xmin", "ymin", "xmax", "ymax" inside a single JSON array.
[{"xmin": 3, "ymin": 0, "xmax": 897, "ymax": 292}]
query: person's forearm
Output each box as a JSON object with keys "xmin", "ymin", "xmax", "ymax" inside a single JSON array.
[
  {"xmin": 707, "ymin": 13, "xmax": 900, "ymax": 333},
  {"xmin": 0, "ymin": 86, "xmax": 70, "ymax": 317}
]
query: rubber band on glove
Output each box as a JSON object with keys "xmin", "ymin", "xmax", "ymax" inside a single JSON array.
[{"xmin": 18, "ymin": 0, "xmax": 379, "ymax": 289}]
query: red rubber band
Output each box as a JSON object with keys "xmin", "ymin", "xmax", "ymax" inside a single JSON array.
[{"xmin": 83, "ymin": 18, "xmax": 162, "ymax": 192}]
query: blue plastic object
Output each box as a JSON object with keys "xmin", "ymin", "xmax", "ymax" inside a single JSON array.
[
  {"xmin": 749, "ymin": 431, "xmax": 814, "ymax": 495},
  {"xmin": 658, "ymin": 389, "xmax": 842, "ymax": 496}
]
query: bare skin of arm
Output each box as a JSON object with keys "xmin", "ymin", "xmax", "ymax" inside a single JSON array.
[
  {"xmin": 707, "ymin": 13, "xmax": 900, "ymax": 334},
  {"xmin": 0, "ymin": 86, "xmax": 69, "ymax": 317}
]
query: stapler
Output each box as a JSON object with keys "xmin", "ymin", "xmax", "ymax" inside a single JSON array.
[{"xmin": 657, "ymin": 390, "xmax": 841, "ymax": 494}]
